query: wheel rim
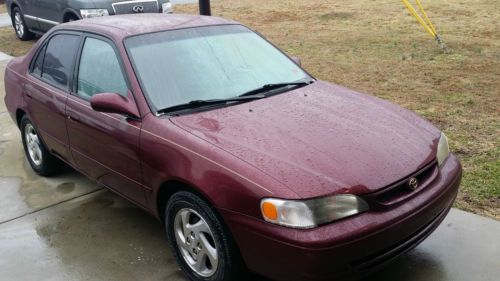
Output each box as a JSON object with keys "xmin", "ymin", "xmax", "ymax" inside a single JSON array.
[
  {"xmin": 174, "ymin": 208, "xmax": 219, "ymax": 277},
  {"xmin": 25, "ymin": 124, "xmax": 42, "ymax": 166},
  {"xmin": 14, "ymin": 12, "xmax": 24, "ymax": 38}
]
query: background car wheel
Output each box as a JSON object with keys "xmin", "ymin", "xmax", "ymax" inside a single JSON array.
[
  {"xmin": 20, "ymin": 116, "xmax": 62, "ymax": 176},
  {"xmin": 11, "ymin": 7, "xmax": 34, "ymax": 41},
  {"xmin": 165, "ymin": 191, "xmax": 245, "ymax": 281}
]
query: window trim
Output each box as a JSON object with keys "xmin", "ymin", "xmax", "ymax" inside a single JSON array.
[
  {"xmin": 29, "ymin": 43, "xmax": 47, "ymax": 77},
  {"xmin": 72, "ymin": 33, "xmax": 133, "ymax": 102},
  {"xmin": 28, "ymin": 30, "xmax": 84, "ymax": 93}
]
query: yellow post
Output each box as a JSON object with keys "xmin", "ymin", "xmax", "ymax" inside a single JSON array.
[
  {"xmin": 401, "ymin": 0, "xmax": 451, "ymax": 53},
  {"xmin": 415, "ymin": 0, "xmax": 438, "ymax": 36},
  {"xmin": 402, "ymin": 0, "xmax": 436, "ymax": 37}
]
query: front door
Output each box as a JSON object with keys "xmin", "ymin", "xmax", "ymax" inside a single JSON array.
[{"xmin": 65, "ymin": 35, "xmax": 146, "ymax": 206}]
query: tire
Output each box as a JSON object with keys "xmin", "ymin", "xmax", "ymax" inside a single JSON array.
[
  {"xmin": 11, "ymin": 7, "xmax": 35, "ymax": 41},
  {"xmin": 20, "ymin": 116, "xmax": 62, "ymax": 176},
  {"xmin": 165, "ymin": 191, "xmax": 246, "ymax": 281}
]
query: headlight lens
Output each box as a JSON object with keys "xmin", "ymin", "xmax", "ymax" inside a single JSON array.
[
  {"xmin": 162, "ymin": 2, "xmax": 173, "ymax": 13},
  {"xmin": 436, "ymin": 132, "xmax": 450, "ymax": 166},
  {"xmin": 261, "ymin": 195, "xmax": 369, "ymax": 229},
  {"xmin": 80, "ymin": 9, "xmax": 109, "ymax": 19}
]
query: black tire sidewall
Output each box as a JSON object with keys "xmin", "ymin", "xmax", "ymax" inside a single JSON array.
[{"xmin": 165, "ymin": 192, "xmax": 239, "ymax": 281}]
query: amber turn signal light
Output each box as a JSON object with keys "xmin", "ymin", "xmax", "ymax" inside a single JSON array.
[{"xmin": 261, "ymin": 201, "xmax": 278, "ymax": 221}]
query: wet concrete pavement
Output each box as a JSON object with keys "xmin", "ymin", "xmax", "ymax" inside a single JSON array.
[
  {"xmin": 0, "ymin": 58, "xmax": 499, "ymax": 281},
  {"xmin": 0, "ymin": 14, "xmax": 11, "ymax": 28}
]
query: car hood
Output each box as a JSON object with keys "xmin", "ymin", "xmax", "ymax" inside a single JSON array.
[{"xmin": 171, "ymin": 81, "xmax": 440, "ymax": 198}]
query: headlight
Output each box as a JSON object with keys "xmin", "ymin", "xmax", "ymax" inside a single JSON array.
[
  {"xmin": 261, "ymin": 195, "xmax": 369, "ymax": 229},
  {"xmin": 80, "ymin": 9, "xmax": 109, "ymax": 19},
  {"xmin": 436, "ymin": 132, "xmax": 450, "ymax": 166},
  {"xmin": 162, "ymin": 2, "xmax": 173, "ymax": 13}
]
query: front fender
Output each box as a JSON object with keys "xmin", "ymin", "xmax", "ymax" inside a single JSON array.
[{"xmin": 139, "ymin": 115, "xmax": 299, "ymax": 219}]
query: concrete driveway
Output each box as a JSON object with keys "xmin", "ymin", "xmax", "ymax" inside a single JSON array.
[
  {"xmin": 0, "ymin": 57, "xmax": 499, "ymax": 281},
  {"xmin": 0, "ymin": 13, "xmax": 11, "ymax": 28}
]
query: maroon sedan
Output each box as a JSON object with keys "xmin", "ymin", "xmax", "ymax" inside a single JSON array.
[{"xmin": 4, "ymin": 14, "xmax": 461, "ymax": 281}]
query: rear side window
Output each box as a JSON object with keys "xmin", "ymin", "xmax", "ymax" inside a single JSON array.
[
  {"xmin": 31, "ymin": 44, "xmax": 47, "ymax": 77},
  {"xmin": 41, "ymin": 34, "xmax": 80, "ymax": 90},
  {"xmin": 76, "ymin": 37, "xmax": 128, "ymax": 99}
]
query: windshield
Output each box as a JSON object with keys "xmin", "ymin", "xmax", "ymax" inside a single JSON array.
[{"xmin": 125, "ymin": 25, "xmax": 311, "ymax": 112}]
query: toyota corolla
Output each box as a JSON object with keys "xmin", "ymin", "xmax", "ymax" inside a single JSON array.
[{"xmin": 3, "ymin": 14, "xmax": 462, "ymax": 281}]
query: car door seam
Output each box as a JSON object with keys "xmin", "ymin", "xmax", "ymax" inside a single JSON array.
[{"xmin": 70, "ymin": 147, "xmax": 152, "ymax": 191}]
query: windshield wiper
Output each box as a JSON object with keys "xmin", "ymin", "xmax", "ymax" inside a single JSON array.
[
  {"xmin": 157, "ymin": 94, "xmax": 265, "ymax": 115},
  {"xmin": 157, "ymin": 81, "xmax": 314, "ymax": 115},
  {"xmin": 238, "ymin": 81, "xmax": 313, "ymax": 97}
]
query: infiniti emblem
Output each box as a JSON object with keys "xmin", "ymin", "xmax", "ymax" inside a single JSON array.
[
  {"xmin": 408, "ymin": 177, "xmax": 419, "ymax": 190},
  {"xmin": 132, "ymin": 5, "xmax": 144, "ymax": 13}
]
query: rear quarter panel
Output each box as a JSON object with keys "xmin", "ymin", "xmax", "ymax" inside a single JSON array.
[{"xmin": 3, "ymin": 57, "xmax": 27, "ymax": 125}]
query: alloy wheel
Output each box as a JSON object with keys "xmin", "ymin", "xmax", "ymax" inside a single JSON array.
[
  {"xmin": 174, "ymin": 208, "xmax": 219, "ymax": 277},
  {"xmin": 24, "ymin": 123, "xmax": 42, "ymax": 166},
  {"xmin": 14, "ymin": 12, "xmax": 24, "ymax": 38}
]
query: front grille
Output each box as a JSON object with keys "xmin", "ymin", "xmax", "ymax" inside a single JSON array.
[
  {"xmin": 366, "ymin": 160, "xmax": 438, "ymax": 208},
  {"xmin": 112, "ymin": 0, "xmax": 160, "ymax": 15}
]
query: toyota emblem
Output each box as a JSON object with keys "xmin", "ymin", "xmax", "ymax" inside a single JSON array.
[
  {"xmin": 132, "ymin": 5, "xmax": 144, "ymax": 13},
  {"xmin": 408, "ymin": 177, "xmax": 419, "ymax": 190}
]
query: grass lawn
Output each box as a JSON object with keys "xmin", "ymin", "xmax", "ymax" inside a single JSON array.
[
  {"xmin": 0, "ymin": 0, "xmax": 498, "ymax": 219},
  {"xmin": 0, "ymin": 27, "xmax": 35, "ymax": 57}
]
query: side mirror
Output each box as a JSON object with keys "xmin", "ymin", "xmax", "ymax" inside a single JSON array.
[
  {"xmin": 90, "ymin": 92, "xmax": 140, "ymax": 119},
  {"xmin": 291, "ymin": 56, "xmax": 302, "ymax": 66}
]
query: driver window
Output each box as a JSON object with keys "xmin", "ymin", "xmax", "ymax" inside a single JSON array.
[{"xmin": 77, "ymin": 37, "xmax": 128, "ymax": 100}]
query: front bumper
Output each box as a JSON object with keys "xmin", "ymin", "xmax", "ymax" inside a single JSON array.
[{"xmin": 220, "ymin": 154, "xmax": 462, "ymax": 281}]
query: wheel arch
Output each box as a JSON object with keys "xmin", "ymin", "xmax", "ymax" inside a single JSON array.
[
  {"xmin": 62, "ymin": 9, "xmax": 81, "ymax": 22},
  {"xmin": 156, "ymin": 179, "xmax": 218, "ymax": 223},
  {"xmin": 15, "ymin": 108, "xmax": 26, "ymax": 128},
  {"xmin": 9, "ymin": 1, "xmax": 21, "ymax": 15}
]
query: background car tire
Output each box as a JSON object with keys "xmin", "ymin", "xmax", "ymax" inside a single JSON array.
[
  {"xmin": 11, "ymin": 7, "xmax": 35, "ymax": 41},
  {"xmin": 20, "ymin": 116, "xmax": 62, "ymax": 176},
  {"xmin": 165, "ymin": 191, "xmax": 246, "ymax": 281}
]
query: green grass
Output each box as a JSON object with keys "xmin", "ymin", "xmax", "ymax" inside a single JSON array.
[{"xmin": 0, "ymin": 27, "xmax": 36, "ymax": 57}]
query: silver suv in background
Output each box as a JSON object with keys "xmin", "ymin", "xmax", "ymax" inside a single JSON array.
[{"xmin": 6, "ymin": 0, "xmax": 173, "ymax": 40}]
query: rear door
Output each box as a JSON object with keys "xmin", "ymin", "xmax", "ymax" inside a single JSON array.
[
  {"xmin": 24, "ymin": 32, "xmax": 82, "ymax": 162},
  {"xmin": 18, "ymin": 0, "xmax": 40, "ymax": 31},
  {"xmin": 33, "ymin": 0, "xmax": 64, "ymax": 32},
  {"xmin": 66, "ymin": 34, "xmax": 146, "ymax": 206}
]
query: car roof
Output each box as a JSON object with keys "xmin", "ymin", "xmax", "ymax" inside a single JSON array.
[{"xmin": 56, "ymin": 14, "xmax": 240, "ymax": 38}]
